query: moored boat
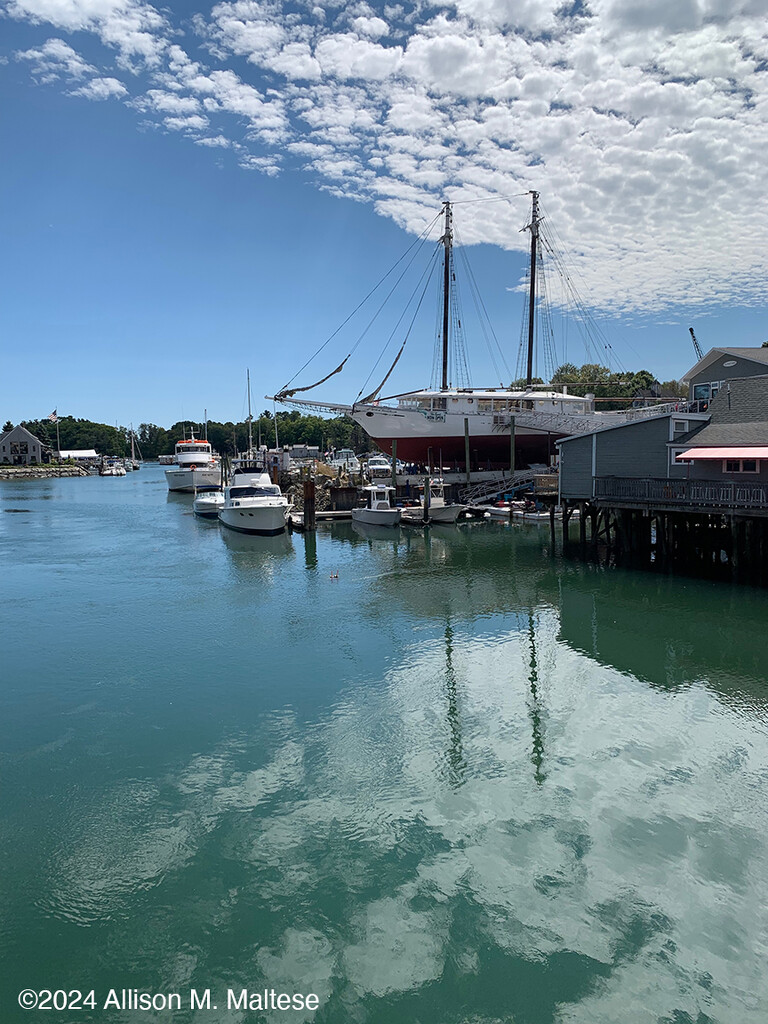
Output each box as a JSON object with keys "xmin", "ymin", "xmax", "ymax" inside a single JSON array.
[
  {"xmin": 193, "ymin": 490, "xmax": 225, "ymax": 519},
  {"xmin": 351, "ymin": 484, "xmax": 401, "ymax": 527},
  {"xmin": 164, "ymin": 432, "xmax": 221, "ymax": 493},
  {"xmin": 218, "ymin": 471, "xmax": 291, "ymax": 535}
]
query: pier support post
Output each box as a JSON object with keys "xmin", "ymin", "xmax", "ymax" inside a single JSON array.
[
  {"xmin": 510, "ymin": 416, "xmax": 516, "ymax": 472},
  {"xmin": 549, "ymin": 504, "xmax": 555, "ymax": 550},
  {"xmin": 303, "ymin": 479, "xmax": 316, "ymax": 531},
  {"xmin": 391, "ymin": 440, "xmax": 398, "ymax": 493}
]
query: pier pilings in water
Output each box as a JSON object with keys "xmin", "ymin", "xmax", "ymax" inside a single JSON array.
[{"xmin": 562, "ymin": 499, "xmax": 768, "ymax": 586}]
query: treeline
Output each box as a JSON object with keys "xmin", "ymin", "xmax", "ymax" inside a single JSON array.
[{"xmin": 14, "ymin": 412, "xmax": 369, "ymax": 459}]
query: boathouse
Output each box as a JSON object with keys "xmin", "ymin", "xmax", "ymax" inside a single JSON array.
[
  {"xmin": 0, "ymin": 424, "xmax": 47, "ymax": 465},
  {"xmin": 555, "ymin": 375, "xmax": 768, "ymax": 584}
]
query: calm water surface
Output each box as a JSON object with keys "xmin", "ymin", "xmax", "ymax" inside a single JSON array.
[{"xmin": 2, "ymin": 466, "xmax": 768, "ymax": 1023}]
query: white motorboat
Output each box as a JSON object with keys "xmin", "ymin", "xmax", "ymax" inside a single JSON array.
[
  {"xmin": 165, "ymin": 431, "xmax": 221, "ymax": 492},
  {"xmin": 193, "ymin": 490, "xmax": 225, "ymax": 518},
  {"xmin": 420, "ymin": 477, "xmax": 464, "ymax": 524},
  {"xmin": 218, "ymin": 470, "xmax": 291, "ymax": 535},
  {"xmin": 99, "ymin": 457, "xmax": 126, "ymax": 476},
  {"xmin": 351, "ymin": 484, "xmax": 401, "ymax": 527}
]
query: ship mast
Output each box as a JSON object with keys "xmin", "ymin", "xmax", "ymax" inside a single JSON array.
[
  {"xmin": 440, "ymin": 200, "xmax": 453, "ymax": 392},
  {"xmin": 525, "ymin": 190, "xmax": 540, "ymax": 388},
  {"xmin": 247, "ymin": 367, "xmax": 253, "ymax": 455}
]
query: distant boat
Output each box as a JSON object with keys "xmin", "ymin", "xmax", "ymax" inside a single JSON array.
[
  {"xmin": 328, "ymin": 448, "xmax": 361, "ymax": 473},
  {"xmin": 164, "ymin": 430, "xmax": 221, "ymax": 493},
  {"xmin": 351, "ymin": 484, "xmax": 401, "ymax": 527},
  {"xmin": 99, "ymin": 457, "xmax": 126, "ymax": 477}
]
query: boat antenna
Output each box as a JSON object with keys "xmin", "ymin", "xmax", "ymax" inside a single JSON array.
[
  {"xmin": 440, "ymin": 200, "xmax": 452, "ymax": 391},
  {"xmin": 525, "ymin": 190, "xmax": 540, "ymax": 388},
  {"xmin": 247, "ymin": 368, "xmax": 253, "ymax": 456}
]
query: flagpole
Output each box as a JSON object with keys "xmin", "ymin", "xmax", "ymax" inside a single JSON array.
[{"xmin": 56, "ymin": 413, "xmax": 60, "ymax": 458}]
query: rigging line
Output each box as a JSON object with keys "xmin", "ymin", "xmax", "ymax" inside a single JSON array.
[
  {"xmin": 450, "ymin": 192, "xmax": 530, "ymax": 205},
  {"xmin": 277, "ymin": 208, "xmax": 443, "ymax": 392},
  {"xmin": 537, "ymin": 208, "xmax": 627, "ymax": 370},
  {"xmin": 454, "ymin": 231, "xmax": 511, "ymax": 384},
  {"xmin": 355, "ymin": 246, "xmax": 441, "ymax": 401},
  {"xmin": 538, "ymin": 227, "xmax": 602, "ymax": 365}
]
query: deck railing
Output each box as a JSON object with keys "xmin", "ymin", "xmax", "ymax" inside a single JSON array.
[{"xmin": 594, "ymin": 477, "xmax": 768, "ymax": 509}]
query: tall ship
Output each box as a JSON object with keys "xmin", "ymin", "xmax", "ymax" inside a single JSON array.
[
  {"xmin": 164, "ymin": 431, "xmax": 221, "ymax": 492},
  {"xmin": 273, "ymin": 194, "xmax": 671, "ymax": 469}
]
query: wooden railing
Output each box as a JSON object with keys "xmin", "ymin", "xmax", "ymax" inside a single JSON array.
[{"xmin": 594, "ymin": 477, "xmax": 768, "ymax": 509}]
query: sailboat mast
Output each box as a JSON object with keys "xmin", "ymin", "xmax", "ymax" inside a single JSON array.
[
  {"xmin": 247, "ymin": 368, "xmax": 253, "ymax": 455},
  {"xmin": 526, "ymin": 190, "xmax": 540, "ymax": 388},
  {"xmin": 441, "ymin": 200, "xmax": 452, "ymax": 392}
]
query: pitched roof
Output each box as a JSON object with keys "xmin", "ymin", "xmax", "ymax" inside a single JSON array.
[
  {"xmin": 682, "ymin": 346, "xmax": 768, "ymax": 380},
  {"xmin": 672, "ymin": 375, "xmax": 768, "ymax": 448},
  {"xmin": 706, "ymin": 373, "xmax": 768, "ymax": 424}
]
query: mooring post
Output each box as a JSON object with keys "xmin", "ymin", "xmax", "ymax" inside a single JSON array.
[
  {"xmin": 510, "ymin": 415, "xmax": 516, "ymax": 472},
  {"xmin": 391, "ymin": 439, "xmax": 398, "ymax": 493},
  {"xmin": 303, "ymin": 478, "xmax": 316, "ymax": 531},
  {"xmin": 549, "ymin": 504, "xmax": 555, "ymax": 550}
]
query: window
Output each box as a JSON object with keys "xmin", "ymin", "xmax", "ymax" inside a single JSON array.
[
  {"xmin": 693, "ymin": 384, "xmax": 710, "ymax": 402},
  {"xmin": 724, "ymin": 459, "xmax": 760, "ymax": 473},
  {"xmin": 672, "ymin": 420, "xmax": 687, "ymax": 437}
]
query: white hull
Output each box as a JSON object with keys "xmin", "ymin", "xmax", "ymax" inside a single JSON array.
[
  {"xmin": 351, "ymin": 507, "xmax": 401, "ymax": 527},
  {"xmin": 218, "ymin": 503, "xmax": 288, "ymax": 535},
  {"xmin": 165, "ymin": 467, "xmax": 221, "ymax": 492},
  {"xmin": 193, "ymin": 491, "xmax": 225, "ymax": 518},
  {"xmin": 426, "ymin": 503, "xmax": 464, "ymax": 524}
]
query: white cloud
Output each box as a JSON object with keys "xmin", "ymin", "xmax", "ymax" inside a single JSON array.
[
  {"xmin": 71, "ymin": 74, "xmax": 127, "ymax": 98},
  {"xmin": 8, "ymin": 0, "xmax": 768, "ymax": 311}
]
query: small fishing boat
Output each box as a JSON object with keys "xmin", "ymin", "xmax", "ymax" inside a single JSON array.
[
  {"xmin": 420, "ymin": 477, "xmax": 464, "ymax": 524},
  {"xmin": 351, "ymin": 484, "xmax": 401, "ymax": 527}
]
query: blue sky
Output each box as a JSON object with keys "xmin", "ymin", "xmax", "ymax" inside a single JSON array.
[{"xmin": 2, "ymin": 0, "xmax": 767, "ymax": 429}]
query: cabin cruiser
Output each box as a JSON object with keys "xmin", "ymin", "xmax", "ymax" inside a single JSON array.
[
  {"xmin": 193, "ymin": 490, "xmax": 225, "ymax": 519},
  {"xmin": 351, "ymin": 485, "xmax": 401, "ymax": 527},
  {"xmin": 218, "ymin": 466, "xmax": 291, "ymax": 535},
  {"xmin": 165, "ymin": 432, "xmax": 221, "ymax": 493}
]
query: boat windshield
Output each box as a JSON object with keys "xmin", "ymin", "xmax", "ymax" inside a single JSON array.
[{"xmin": 229, "ymin": 485, "xmax": 281, "ymax": 497}]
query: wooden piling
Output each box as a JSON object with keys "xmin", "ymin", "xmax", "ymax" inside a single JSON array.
[{"xmin": 303, "ymin": 479, "xmax": 316, "ymax": 531}]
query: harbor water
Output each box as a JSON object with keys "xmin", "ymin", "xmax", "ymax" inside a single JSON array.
[{"xmin": 2, "ymin": 466, "xmax": 768, "ymax": 1023}]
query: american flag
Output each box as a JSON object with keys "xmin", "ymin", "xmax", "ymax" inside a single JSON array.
[{"xmin": 48, "ymin": 410, "xmax": 57, "ymax": 422}]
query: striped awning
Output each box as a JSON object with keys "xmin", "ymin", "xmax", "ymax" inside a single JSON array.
[{"xmin": 676, "ymin": 447, "xmax": 768, "ymax": 460}]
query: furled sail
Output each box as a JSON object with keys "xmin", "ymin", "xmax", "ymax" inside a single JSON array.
[
  {"xmin": 275, "ymin": 356, "xmax": 350, "ymax": 400},
  {"xmin": 356, "ymin": 339, "xmax": 407, "ymax": 406}
]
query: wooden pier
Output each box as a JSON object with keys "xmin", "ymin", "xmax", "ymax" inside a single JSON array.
[{"xmin": 560, "ymin": 477, "xmax": 768, "ymax": 585}]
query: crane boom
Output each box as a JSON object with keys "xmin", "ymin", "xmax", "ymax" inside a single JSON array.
[{"xmin": 689, "ymin": 326, "xmax": 703, "ymax": 361}]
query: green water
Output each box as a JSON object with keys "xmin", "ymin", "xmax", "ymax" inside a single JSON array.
[{"xmin": 2, "ymin": 466, "xmax": 767, "ymax": 1023}]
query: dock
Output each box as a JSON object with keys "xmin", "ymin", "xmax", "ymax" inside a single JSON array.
[{"xmin": 289, "ymin": 510, "xmax": 352, "ymax": 530}]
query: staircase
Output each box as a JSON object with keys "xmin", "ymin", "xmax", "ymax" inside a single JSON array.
[{"xmin": 459, "ymin": 469, "xmax": 542, "ymax": 506}]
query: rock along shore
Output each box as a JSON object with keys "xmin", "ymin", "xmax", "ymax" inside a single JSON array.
[{"xmin": 0, "ymin": 465, "xmax": 90, "ymax": 480}]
